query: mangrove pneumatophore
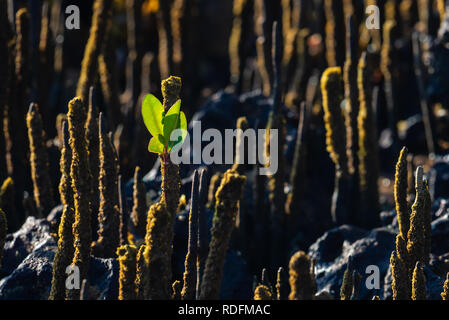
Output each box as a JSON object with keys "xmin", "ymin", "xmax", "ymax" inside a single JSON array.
[
  {"xmin": 67, "ymin": 97, "xmax": 92, "ymax": 299},
  {"xmin": 411, "ymin": 261, "xmax": 427, "ymax": 300},
  {"xmin": 131, "ymin": 166, "xmax": 147, "ymax": 238},
  {"xmin": 48, "ymin": 205, "xmax": 74, "ymax": 300},
  {"xmin": 181, "ymin": 170, "xmax": 200, "ymax": 300},
  {"xmin": 442, "ymin": 273, "xmax": 449, "ymax": 300},
  {"xmin": 321, "ymin": 66, "xmax": 351, "ymax": 225},
  {"xmin": 141, "ymin": 202, "xmax": 172, "ymax": 300},
  {"xmin": 76, "ymin": 0, "xmax": 113, "ymax": 104},
  {"xmin": 200, "ymin": 169, "xmax": 246, "ymax": 300},
  {"xmin": 0, "ymin": 177, "xmax": 18, "ymax": 231},
  {"xmin": 85, "ymin": 87, "xmax": 100, "ymax": 237},
  {"xmin": 91, "ymin": 113, "xmax": 121, "ymax": 258},
  {"xmin": 117, "ymin": 244, "xmax": 138, "ymax": 300},
  {"xmin": 288, "ymin": 250, "xmax": 317, "ymax": 300},
  {"xmin": 357, "ymin": 52, "xmax": 380, "ymax": 228},
  {"xmin": 26, "ymin": 103, "xmax": 55, "ymax": 217},
  {"xmin": 254, "ymin": 284, "xmax": 273, "ymax": 300}
]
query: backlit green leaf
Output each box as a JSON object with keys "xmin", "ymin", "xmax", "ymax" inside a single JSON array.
[
  {"xmin": 163, "ymin": 100, "xmax": 181, "ymax": 143},
  {"xmin": 148, "ymin": 136, "xmax": 165, "ymax": 154},
  {"xmin": 168, "ymin": 111, "xmax": 188, "ymax": 153},
  {"xmin": 142, "ymin": 94, "xmax": 164, "ymax": 138}
]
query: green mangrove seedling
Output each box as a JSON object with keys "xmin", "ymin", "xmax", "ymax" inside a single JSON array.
[{"xmin": 141, "ymin": 92, "xmax": 187, "ymax": 157}]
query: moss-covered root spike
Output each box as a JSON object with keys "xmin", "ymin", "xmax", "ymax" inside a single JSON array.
[
  {"xmin": 142, "ymin": 202, "xmax": 173, "ymax": 299},
  {"xmin": 232, "ymin": 117, "xmax": 250, "ymax": 175},
  {"xmin": 92, "ymin": 113, "xmax": 120, "ymax": 258},
  {"xmin": 321, "ymin": 67, "xmax": 350, "ymax": 225},
  {"xmin": 49, "ymin": 205, "xmax": 75, "ymax": 300},
  {"xmin": 117, "ymin": 244, "xmax": 138, "ymax": 300},
  {"xmin": 161, "ymin": 76, "xmax": 182, "ymax": 112},
  {"xmin": 156, "ymin": 0, "xmax": 174, "ymax": 80},
  {"xmin": 343, "ymin": 14, "xmax": 358, "ymax": 177},
  {"xmin": 228, "ymin": 0, "xmax": 250, "ymax": 93},
  {"xmin": 0, "ymin": 0, "xmax": 12, "ymax": 184},
  {"xmin": 254, "ymin": 0, "xmax": 272, "ymax": 96},
  {"xmin": 206, "ymin": 172, "xmax": 223, "ymax": 210},
  {"xmin": 118, "ymin": 175, "xmax": 128, "ymax": 246},
  {"xmin": 76, "ymin": 0, "xmax": 113, "ymax": 104},
  {"xmin": 411, "ymin": 262, "xmax": 427, "ymax": 300},
  {"xmin": 390, "ymin": 251, "xmax": 411, "ymax": 300},
  {"xmin": 275, "ymin": 267, "xmax": 288, "ymax": 300},
  {"xmin": 394, "ymin": 147, "xmax": 410, "ymax": 240},
  {"xmin": 261, "ymin": 268, "xmax": 270, "ymax": 288},
  {"xmin": 0, "ymin": 208, "xmax": 6, "ymax": 269},
  {"xmin": 11, "ymin": 8, "xmax": 30, "ymax": 205},
  {"xmin": 135, "ymin": 244, "xmax": 149, "ymax": 299},
  {"xmin": 131, "ymin": 166, "xmax": 147, "ymax": 237},
  {"xmin": 67, "ymin": 97, "xmax": 92, "ymax": 300},
  {"xmin": 357, "ymin": 51, "xmax": 380, "ymax": 228},
  {"xmin": 59, "ymin": 121, "xmax": 72, "ymax": 207},
  {"xmin": 0, "ymin": 177, "xmax": 18, "ymax": 231},
  {"xmin": 26, "ymin": 103, "xmax": 55, "ymax": 217},
  {"xmin": 196, "ymin": 169, "xmax": 209, "ymax": 300},
  {"xmin": 422, "ymin": 179, "xmax": 432, "ymax": 266},
  {"xmin": 172, "ymin": 280, "xmax": 182, "ymax": 300},
  {"xmin": 160, "ymin": 76, "xmax": 182, "ymax": 217},
  {"xmin": 254, "ymin": 285, "xmax": 273, "ymax": 300},
  {"xmin": 85, "ymin": 87, "xmax": 99, "ymax": 232},
  {"xmin": 181, "ymin": 170, "xmax": 200, "ymax": 300},
  {"xmin": 351, "ymin": 271, "xmax": 362, "ymax": 300},
  {"xmin": 199, "ymin": 169, "xmax": 246, "ymax": 300},
  {"xmin": 321, "ymin": 67, "xmax": 348, "ymax": 176},
  {"xmin": 340, "ymin": 256, "xmax": 354, "ymax": 300},
  {"xmin": 288, "ymin": 251, "xmax": 317, "ymax": 300},
  {"xmin": 441, "ymin": 273, "xmax": 449, "ymax": 300},
  {"xmin": 286, "ymin": 102, "xmax": 307, "ymax": 217},
  {"xmin": 407, "ymin": 167, "xmax": 428, "ymax": 268}
]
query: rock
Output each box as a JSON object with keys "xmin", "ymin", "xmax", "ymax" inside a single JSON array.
[
  {"xmin": 0, "ymin": 247, "xmax": 119, "ymax": 300},
  {"xmin": 431, "ymin": 159, "xmax": 449, "ymax": 200},
  {"xmin": 1, "ymin": 217, "xmax": 53, "ymax": 278},
  {"xmin": 308, "ymin": 225, "xmax": 367, "ymax": 263},
  {"xmin": 0, "ymin": 214, "xmax": 119, "ymax": 300},
  {"xmin": 309, "ymin": 225, "xmax": 396, "ymax": 299},
  {"xmin": 46, "ymin": 205, "xmax": 64, "ymax": 227},
  {"xmin": 86, "ymin": 257, "xmax": 119, "ymax": 300},
  {"xmin": 431, "ymin": 213, "xmax": 449, "ymax": 256},
  {"xmin": 0, "ymin": 234, "xmax": 56, "ymax": 300}
]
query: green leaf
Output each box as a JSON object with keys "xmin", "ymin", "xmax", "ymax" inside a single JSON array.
[
  {"xmin": 167, "ymin": 111, "xmax": 188, "ymax": 153},
  {"xmin": 163, "ymin": 100, "xmax": 181, "ymax": 143},
  {"xmin": 142, "ymin": 94, "xmax": 164, "ymax": 138},
  {"xmin": 148, "ymin": 136, "xmax": 165, "ymax": 154},
  {"xmin": 179, "ymin": 111, "xmax": 187, "ymax": 132}
]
